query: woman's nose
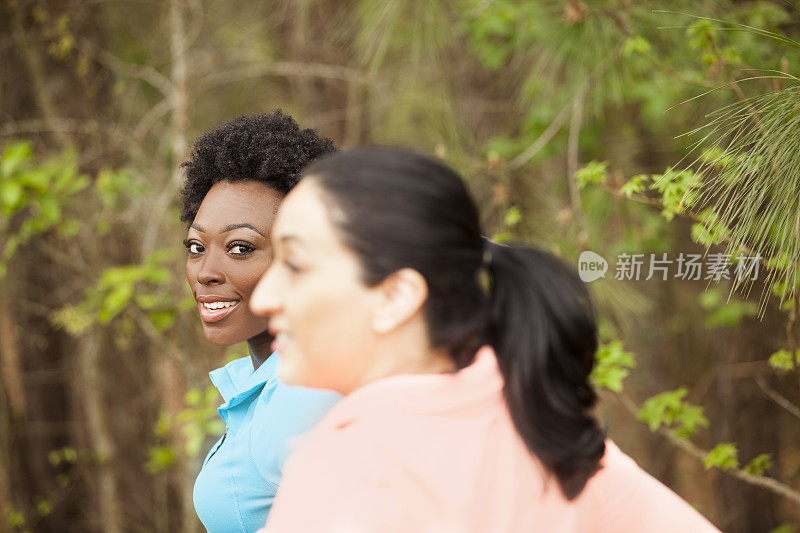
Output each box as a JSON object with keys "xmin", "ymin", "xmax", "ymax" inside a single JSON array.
[
  {"xmin": 250, "ymin": 266, "xmax": 280, "ymax": 316},
  {"xmin": 197, "ymin": 251, "xmax": 226, "ymax": 285}
]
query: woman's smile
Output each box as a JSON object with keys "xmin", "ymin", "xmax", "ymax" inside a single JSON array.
[{"xmin": 196, "ymin": 295, "xmax": 241, "ymax": 323}]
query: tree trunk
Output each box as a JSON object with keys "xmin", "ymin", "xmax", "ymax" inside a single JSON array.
[{"xmin": 77, "ymin": 332, "xmax": 123, "ymax": 533}]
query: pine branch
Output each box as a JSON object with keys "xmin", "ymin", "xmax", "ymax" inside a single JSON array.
[{"xmin": 510, "ymin": 43, "xmax": 621, "ymax": 170}]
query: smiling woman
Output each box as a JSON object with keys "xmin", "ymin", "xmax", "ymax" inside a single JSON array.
[
  {"xmin": 179, "ymin": 111, "xmax": 340, "ymax": 533},
  {"xmin": 185, "ymin": 181, "xmax": 281, "ymax": 349}
]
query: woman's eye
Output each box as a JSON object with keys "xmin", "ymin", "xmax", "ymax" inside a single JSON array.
[
  {"xmin": 184, "ymin": 240, "xmax": 204, "ymax": 255},
  {"xmin": 228, "ymin": 242, "xmax": 255, "ymax": 256},
  {"xmin": 283, "ymin": 258, "xmax": 301, "ymax": 273}
]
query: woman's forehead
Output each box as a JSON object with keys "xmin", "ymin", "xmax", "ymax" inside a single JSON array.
[
  {"xmin": 194, "ymin": 180, "xmax": 283, "ymax": 230},
  {"xmin": 273, "ymin": 181, "xmax": 342, "ymax": 251}
]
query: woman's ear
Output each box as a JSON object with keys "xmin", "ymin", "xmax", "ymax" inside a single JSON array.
[{"xmin": 371, "ymin": 268, "xmax": 428, "ymax": 334}]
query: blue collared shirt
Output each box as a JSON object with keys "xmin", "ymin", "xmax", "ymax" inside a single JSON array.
[{"xmin": 193, "ymin": 352, "xmax": 340, "ymax": 532}]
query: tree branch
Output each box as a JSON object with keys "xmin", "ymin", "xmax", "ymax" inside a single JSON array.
[
  {"xmin": 755, "ymin": 376, "xmax": 800, "ymax": 421},
  {"xmin": 615, "ymin": 391, "xmax": 800, "ymax": 507},
  {"xmin": 77, "ymin": 38, "xmax": 174, "ymax": 97},
  {"xmin": 510, "ymin": 95, "xmax": 574, "ymax": 169},
  {"xmin": 566, "ymin": 84, "xmax": 588, "ymax": 234},
  {"xmin": 196, "ymin": 61, "xmax": 373, "ymax": 93},
  {"xmin": 9, "ymin": 0, "xmax": 70, "ymax": 148}
]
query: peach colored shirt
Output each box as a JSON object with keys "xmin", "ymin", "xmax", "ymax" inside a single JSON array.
[{"xmin": 261, "ymin": 347, "xmax": 719, "ymax": 533}]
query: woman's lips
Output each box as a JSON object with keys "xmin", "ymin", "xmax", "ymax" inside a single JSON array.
[{"xmin": 197, "ymin": 300, "xmax": 240, "ymax": 323}]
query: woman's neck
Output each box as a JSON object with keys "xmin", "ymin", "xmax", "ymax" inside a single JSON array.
[
  {"xmin": 247, "ymin": 332, "xmax": 273, "ymax": 370},
  {"xmin": 352, "ymin": 340, "xmax": 455, "ymax": 394}
]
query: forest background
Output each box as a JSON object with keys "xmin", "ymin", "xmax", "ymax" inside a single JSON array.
[{"xmin": 2, "ymin": 0, "xmax": 800, "ymax": 531}]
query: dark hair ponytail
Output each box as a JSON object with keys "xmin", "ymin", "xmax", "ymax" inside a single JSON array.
[
  {"xmin": 305, "ymin": 146, "xmax": 604, "ymax": 500},
  {"xmin": 485, "ymin": 241, "xmax": 605, "ymax": 499}
]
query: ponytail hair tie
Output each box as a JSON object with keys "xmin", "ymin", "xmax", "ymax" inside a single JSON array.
[{"xmin": 482, "ymin": 239, "xmax": 493, "ymax": 267}]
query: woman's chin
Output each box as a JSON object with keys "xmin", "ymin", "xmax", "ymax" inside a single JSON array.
[
  {"xmin": 202, "ymin": 329, "xmax": 240, "ymax": 346},
  {"xmin": 277, "ymin": 360, "xmax": 306, "ymax": 386}
]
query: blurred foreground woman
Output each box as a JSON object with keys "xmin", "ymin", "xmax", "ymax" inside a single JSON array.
[{"xmin": 251, "ymin": 147, "xmax": 719, "ymax": 532}]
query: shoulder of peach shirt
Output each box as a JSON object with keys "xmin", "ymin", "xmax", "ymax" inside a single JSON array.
[{"xmin": 576, "ymin": 440, "xmax": 720, "ymax": 532}]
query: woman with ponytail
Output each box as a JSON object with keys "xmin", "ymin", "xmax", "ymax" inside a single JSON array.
[{"xmin": 250, "ymin": 147, "xmax": 719, "ymax": 532}]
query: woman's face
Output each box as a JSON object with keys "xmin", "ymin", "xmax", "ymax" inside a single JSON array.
[
  {"xmin": 185, "ymin": 180, "xmax": 283, "ymax": 346},
  {"xmin": 249, "ymin": 180, "xmax": 380, "ymax": 393}
]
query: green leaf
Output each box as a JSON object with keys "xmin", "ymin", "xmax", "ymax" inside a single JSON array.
[
  {"xmin": 620, "ymin": 174, "xmax": 649, "ymax": 198},
  {"xmin": 57, "ymin": 218, "xmax": 82, "ymax": 238},
  {"xmin": 590, "ymin": 341, "xmax": 636, "ymax": 392},
  {"xmin": 147, "ymin": 310, "xmax": 176, "ymax": 333},
  {"xmin": 35, "ymin": 497, "xmax": 52, "ymax": 517},
  {"xmin": 142, "ymin": 266, "xmax": 171, "ymax": 285},
  {"xmin": 155, "ymin": 412, "xmax": 171, "ymax": 436},
  {"xmin": 704, "ymin": 301, "xmax": 758, "ymax": 329},
  {"xmin": 98, "ymin": 283, "xmax": 134, "ymax": 323},
  {"xmin": 4, "ymin": 235, "xmax": 20, "ymax": 260},
  {"xmin": 62, "ymin": 446, "xmax": 77, "ymax": 463},
  {"xmin": 673, "ymin": 404, "xmax": 708, "ymax": 439},
  {"xmin": 743, "ymin": 453, "xmax": 772, "ymax": 475},
  {"xmin": 504, "ymin": 206, "xmax": 522, "ymax": 228},
  {"xmin": 48, "ymin": 449, "xmax": 62, "ymax": 466},
  {"xmin": 639, "ymin": 388, "xmax": 709, "ymax": 437},
  {"xmin": 50, "ymin": 305, "xmax": 94, "ymax": 336},
  {"xmin": 7, "ymin": 506, "xmax": 26, "ymax": 527},
  {"xmin": 622, "ymin": 36, "xmax": 651, "ymax": 57},
  {"xmin": 687, "ymin": 19, "xmax": 715, "ymax": 52},
  {"xmin": 690, "ymin": 209, "xmax": 729, "ymax": 246},
  {"xmin": 184, "ymin": 388, "xmax": 202, "ymax": 407},
  {"xmin": 0, "ymin": 180, "xmax": 25, "ymax": 215},
  {"xmin": 145, "ymin": 446, "xmax": 175, "ymax": 473},
  {"xmin": 61, "ymin": 174, "xmax": 89, "ymax": 196},
  {"xmin": 576, "ymin": 161, "xmax": 608, "ymax": 189},
  {"xmin": 182, "ymin": 424, "xmax": 204, "ymax": 458},
  {"xmin": 704, "ymin": 443, "xmax": 739, "ymax": 471},
  {"xmin": 650, "ymin": 169, "xmax": 701, "ymax": 218},
  {"xmin": 203, "ymin": 419, "xmax": 225, "ymax": 435},
  {"xmin": 134, "ymin": 293, "xmax": 163, "ymax": 310},
  {"xmin": 1, "ymin": 141, "xmax": 32, "ymax": 177},
  {"xmin": 491, "ymin": 231, "xmax": 512, "ymax": 243},
  {"xmin": 20, "ymin": 167, "xmax": 51, "ymax": 193},
  {"xmin": 768, "ymin": 349, "xmax": 796, "ymax": 372},
  {"xmin": 36, "ymin": 195, "xmax": 62, "ymax": 226}
]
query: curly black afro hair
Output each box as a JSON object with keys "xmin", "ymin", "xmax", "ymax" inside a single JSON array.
[{"xmin": 179, "ymin": 110, "xmax": 337, "ymax": 222}]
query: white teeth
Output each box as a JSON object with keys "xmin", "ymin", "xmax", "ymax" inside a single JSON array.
[{"xmin": 203, "ymin": 301, "xmax": 237, "ymax": 310}]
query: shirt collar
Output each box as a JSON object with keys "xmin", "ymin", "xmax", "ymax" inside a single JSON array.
[
  {"xmin": 316, "ymin": 346, "xmax": 503, "ymax": 431},
  {"xmin": 209, "ymin": 351, "xmax": 281, "ymax": 408}
]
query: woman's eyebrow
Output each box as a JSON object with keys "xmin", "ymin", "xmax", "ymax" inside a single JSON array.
[
  {"xmin": 277, "ymin": 234, "xmax": 309, "ymax": 251},
  {"xmin": 221, "ymin": 223, "xmax": 267, "ymax": 237}
]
